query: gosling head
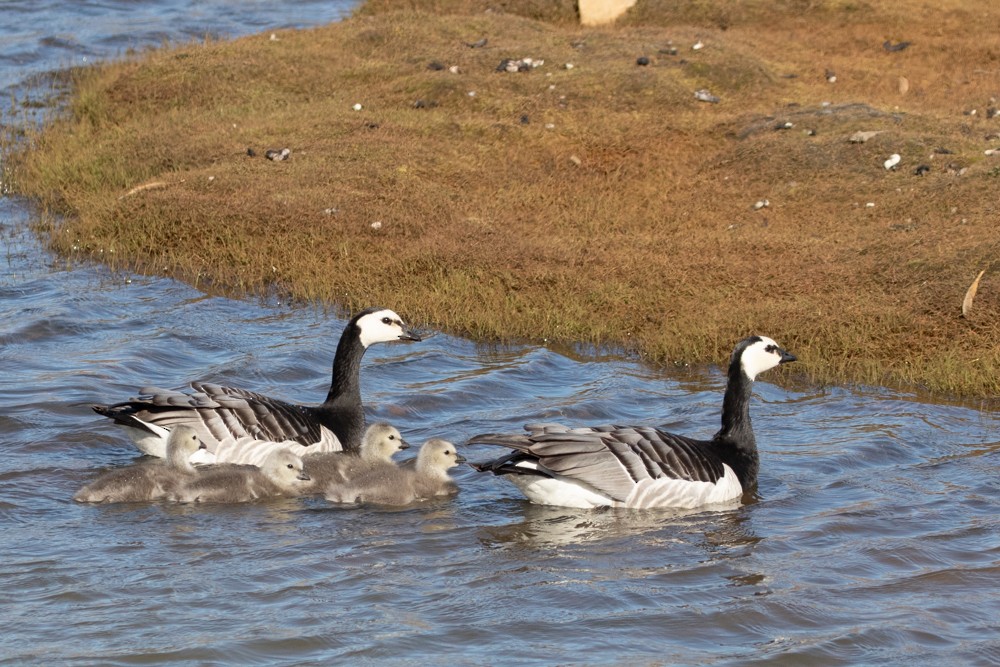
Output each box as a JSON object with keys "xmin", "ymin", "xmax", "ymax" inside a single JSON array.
[
  {"xmin": 361, "ymin": 422, "xmax": 410, "ymax": 462},
  {"xmin": 416, "ymin": 439, "xmax": 466, "ymax": 475},
  {"xmin": 262, "ymin": 449, "xmax": 311, "ymax": 489},
  {"xmin": 166, "ymin": 425, "xmax": 207, "ymax": 470}
]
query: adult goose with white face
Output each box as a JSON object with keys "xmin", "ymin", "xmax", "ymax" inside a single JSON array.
[
  {"xmin": 469, "ymin": 336, "xmax": 796, "ymax": 510},
  {"xmin": 93, "ymin": 307, "xmax": 421, "ymax": 463}
]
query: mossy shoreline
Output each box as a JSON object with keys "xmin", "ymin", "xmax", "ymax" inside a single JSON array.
[{"xmin": 4, "ymin": 0, "xmax": 999, "ymax": 399}]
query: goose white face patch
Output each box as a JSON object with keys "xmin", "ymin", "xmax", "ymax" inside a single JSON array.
[
  {"xmin": 356, "ymin": 309, "xmax": 408, "ymax": 347},
  {"xmin": 740, "ymin": 336, "xmax": 786, "ymax": 381}
]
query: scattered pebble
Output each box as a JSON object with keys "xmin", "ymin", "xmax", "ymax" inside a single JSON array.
[
  {"xmin": 352, "ymin": 103, "xmax": 363, "ymax": 111},
  {"xmin": 636, "ymin": 56, "xmax": 650, "ymax": 66},
  {"xmin": 427, "ymin": 61, "xmax": 446, "ymax": 71},
  {"xmin": 753, "ymin": 199, "xmax": 770, "ymax": 210},
  {"xmin": 866, "ymin": 202, "xmax": 876, "ymax": 208},
  {"xmin": 370, "ymin": 221, "xmax": 383, "ymax": 231},
  {"xmin": 544, "ymin": 123, "xmax": 555, "ymax": 129},
  {"xmin": 208, "ymin": 175, "xmax": 215, "ymax": 182},
  {"xmin": 985, "ymin": 149, "xmax": 1000, "ymax": 156},
  {"xmin": 323, "ymin": 207, "xmax": 339, "ymax": 215},
  {"xmin": 269, "ymin": 33, "xmax": 279, "ymax": 42},
  {"xmin": 449, "ymin": 65, "xmax": 460, "ymax": 74},
  {"xmin": 569, "ymin": 155, "xmax": 582, "ymax": 166},
  {"xmin": 466, "ymin": 38, "xmax": 488, "ymax": 49},
  {"xmin": 884, "ymin": 153, "xmax": 901, "ymax": 170},
  {"xmin": 883, "ymin": 40, "xmax": 911, "ymax": 52},
  {"xmin": 694, "ymin": 89, "xmax": 720, "ymax": 103},
  {"xmin": 246, "ymin": 147, "xmax": 256, "ymax": 157},
  {"xmin": 914, "ymin": 164, "xmax": 931, "ymax": 176},
  {"xmin": 775, "ymin": 121, "xmax": 794, "ymax": 130},
  {"xmin": 825, "ymin": 69, "xmax": 837, "ymax": 83},
  {"xmin": 660, "ymin": 46, "xmax": 679, "ymax": 56},
  {"xmin": 519, "ymin": 114, "xmax": 530, "ymax": 124},
  {"xmin": 265, "ymin": 148, "xmax": 291, "ymax": 161},
  {"xmin": 897, "ymin": 76, "xmax": 909, "ymax": 95},
  {"xmin": 564, "ymin": 63, "xmax": 574, "ymax": 70},
  {"xmin": 467, "ymin": 90, "xmax": 476, "ymax": 97},
  {"xmin": 692, "ymin": 40, "xmax": 704, "ymax": 50}
]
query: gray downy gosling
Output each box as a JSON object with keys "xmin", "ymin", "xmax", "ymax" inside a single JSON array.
[
  {"xmin": 303, "ymin": 421, "xmax": 409, "ymax": 492},
  {"xmin": 172, "ymin": 449, "xmax": 311, "ymax": 503},
  {"xmin": 326, "ymin": 438, "xmax": 465, "ymax": 506},
  {"xmin": 74, "ymin": 425, "xmax": 205, "ymax": 503}
]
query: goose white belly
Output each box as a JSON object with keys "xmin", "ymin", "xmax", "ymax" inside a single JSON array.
[{"xmin": 507, "ymin": 462, "xmax": 744, "ymax": 510}]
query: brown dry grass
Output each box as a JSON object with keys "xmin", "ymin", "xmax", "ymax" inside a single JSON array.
[{"xmin": 4, "ymin": 0, "xmax": 1000, "ymax": 397}]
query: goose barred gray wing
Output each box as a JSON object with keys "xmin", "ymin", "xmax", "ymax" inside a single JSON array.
[
  {"xmin": 94, "ymin": 381, "xmax": 336, "ymax": 457},
  {"xmin": 469, "ymin": 422, "xmax": 740, "ymax": 509}
]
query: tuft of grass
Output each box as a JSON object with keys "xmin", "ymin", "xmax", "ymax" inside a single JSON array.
[{"xmin": 4, "ymin": 0, "xmax": 1000, "ymax": 398}]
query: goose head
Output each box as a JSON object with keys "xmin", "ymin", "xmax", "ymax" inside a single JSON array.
[
  {"xmin": 361, "ymin": 421, "xmax": 410, "ymax": 462},
  {"xmin": 417, "ymin": 439, "xmax": 467, "ymax": 474},
  {"xmin": 262, "ymin": 449, "xmax": 311, "ymax": 488},
  {"xmin": 735, "ymin": 336, "xmax": 796, "ymax": 381},
  {"xmin": 354, "ymin": 308, "xmax": 422, "ymax": 347}
]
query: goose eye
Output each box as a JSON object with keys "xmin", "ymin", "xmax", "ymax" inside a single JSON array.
[
  {"xmin": 381, "ymin": 317, "xmax": 392, "ymax": 325},
  {"xmin": 765, "ymin": 344, "xmax": 778, "ymax": 354}
]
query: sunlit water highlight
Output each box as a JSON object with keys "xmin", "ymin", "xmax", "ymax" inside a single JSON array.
[{"xmin": 1, "ymin": 3, "xmax": 998, "ymax": 665}]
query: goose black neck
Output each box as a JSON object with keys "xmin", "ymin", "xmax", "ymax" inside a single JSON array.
[
  {"xmin": 324, "ymin": 322, "xmax": 366, "ymax": 407},
  {"xmin": 717, "ymin": 358, "xmax": 756, "ymax": 450}
]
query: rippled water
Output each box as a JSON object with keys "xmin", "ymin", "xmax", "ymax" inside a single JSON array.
[{"xmin": 2, "ymin": 3, "xmax": 999, "ymax": 665}]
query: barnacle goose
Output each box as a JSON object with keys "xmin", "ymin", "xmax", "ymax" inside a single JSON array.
[
  {"xmin": 73, "ymin": 425, "xmax": 205, "ymax": 503},
  {"xmin": 93, "ymin": 307, "xmax": 421, "ymax": 462},
  {"xmin": 170, "ymin": 449, "xmax": 311, "ymax": 503},
  {"xmin": 468, "ymin": 336, "xmax": 796, "ymax": 510},
  {"xmin": 326, "ymin": 438, "xmax": 465, "ymax": 505}
]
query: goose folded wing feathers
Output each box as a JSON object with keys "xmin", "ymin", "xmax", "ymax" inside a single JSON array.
[{"xmin": 189, "ymin": 382, "xmax": 324, "ymax": 445}]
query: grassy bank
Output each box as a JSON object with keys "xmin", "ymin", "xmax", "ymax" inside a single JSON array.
[{"xmin": 3, "ymin": 0, "xmax": 999, "ymax": 397}]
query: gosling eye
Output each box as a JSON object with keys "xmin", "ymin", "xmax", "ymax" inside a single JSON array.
[{"xmin": 286, "ymin": 463, "xmax": 294, "ymax": 470}]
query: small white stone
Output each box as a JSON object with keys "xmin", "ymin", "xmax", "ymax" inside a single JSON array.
[
  {"xmin": 370, "ymin": 221, "xmax": 383, "ymax": 230},
  {"xmin": 564, "ymin": 63, "xmax": 574, "ymax": 70},
  {"xmin": 692, "ymin": 40, "xmax": 704, "ymax": 50},
  {"xmin": 544, "ymin": 123, "xmax": 555, "ymax": 129},
  {"xmin": 270, "ymin": 33, "xmax": 278, "ymax": 41},
  {"xmin": 884, "ymin": 153, "xmax": 901, "ymax": 170},
  {"xmin": 449, "ymin": 65, "xmax": 460, "ymax": 74},
  {"xmin": 866, "ymin": 202, "xmax": 876, "ymax": 208},
  {"xmin": 352, "ymin": 103, "xmax": 363, "ymax": 111},
  {"xmin": 467, "ymin": 90, "xmax": 476, "ymax": 97}
]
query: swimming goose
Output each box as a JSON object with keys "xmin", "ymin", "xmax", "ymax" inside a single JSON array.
[
  {"xmin": 92, "ymin": 307, "xmax": 421, "ymax": 462},
  {"xmin": 73, "ymin": 425, "xmax": 205, "ymax": 503},
  {"xmin": 326, "ymin": 438, "xmax": 465, "ymax": 506},
  {"xmin": 302, "ymin": 421, "xmax": 409, "ymax": 492},
  {"xmin": 171, "ymin": 449, "xmax": 311, "ymax": 503},
  {"xmin": 468, "ymin": 336, "xmax": 796, "ymax": 510}
]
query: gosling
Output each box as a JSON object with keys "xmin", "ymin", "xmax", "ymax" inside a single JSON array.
[
  {"xmin": 302, "ymin": 422, "xmax": 409, "ymax": 492},
  {"xmin": 326, "ymin": 438, "xmax": 465, "ymax": 506},
  {"xmin": 171, "ymin": 449, "xmax": 310, "ymax": 503},
  {"xmin": 74, "ymin": 425, "xmax": 205, "ymax": 503}
]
